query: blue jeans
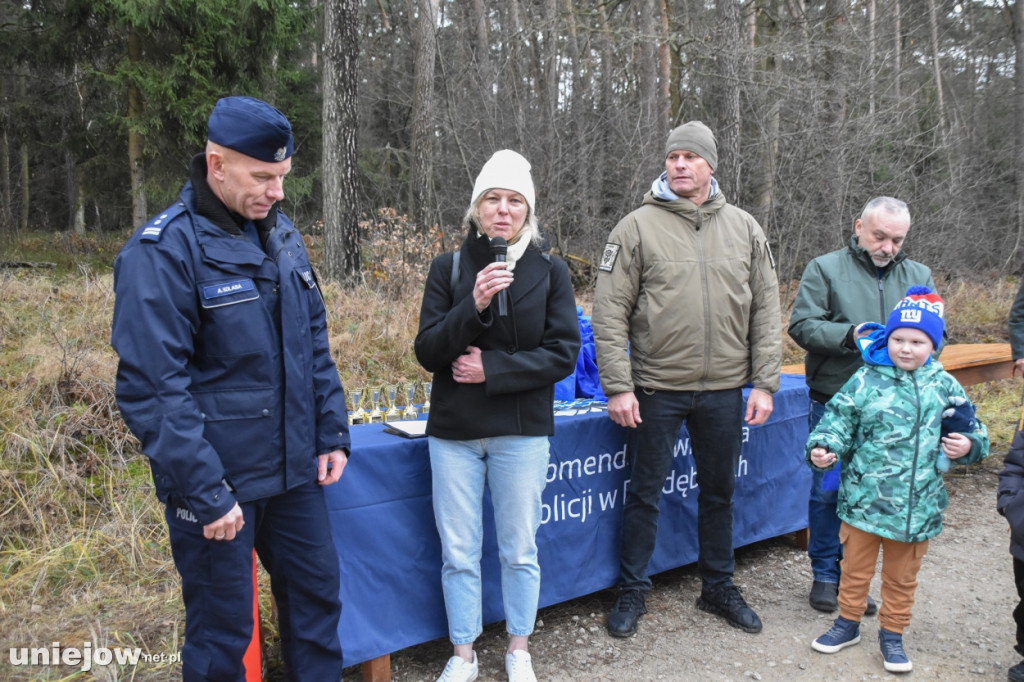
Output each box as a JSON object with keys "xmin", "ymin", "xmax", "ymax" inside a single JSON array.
[
  {"xmin": 429, "ymin": 435, "xmax": 550, "ymax": 645},
  {"xmin": 618, "ymin": 387, "xmax": 743, "ymax": 592},
  {"xmin": 807, "ymin": 398, "xmax": 843, "ymax": 583}
]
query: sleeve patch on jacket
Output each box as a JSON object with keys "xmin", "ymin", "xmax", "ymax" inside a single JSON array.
[{"xmin": 599, "ymin": 243, "xmax": 621, "ymax": 272}]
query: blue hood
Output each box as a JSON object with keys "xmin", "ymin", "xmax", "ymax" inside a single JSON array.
[{"xmin": 855, "ymin": 323, "xmax": 932, "ymax": 368}]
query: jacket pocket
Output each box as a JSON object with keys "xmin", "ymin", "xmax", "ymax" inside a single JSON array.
[{"xmin": 193, "ymin": 388, "xmax": 278, "ymax": 469}]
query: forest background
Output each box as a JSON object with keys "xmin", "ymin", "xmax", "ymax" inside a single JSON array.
[
  {"xmin": 5, "ymin": 0, "xmax": 1024, "ymax": 680},
  {"xmin": 4, "ymin": 0, "xmax": 1024, "ymax": 281}
]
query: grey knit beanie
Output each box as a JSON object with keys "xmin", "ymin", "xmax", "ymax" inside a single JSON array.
[{"xmin": 665, "ymin": 121, "xmax": 718, "ymax": 170}]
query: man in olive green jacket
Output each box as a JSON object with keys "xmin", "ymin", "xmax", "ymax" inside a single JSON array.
[
  {"xmin": 593, "ymin": 121, "xmax": 781, "ymax": 639},
  {"xmin": 788, "ymin": 196, "xmax": 939, "ymax": 614}
]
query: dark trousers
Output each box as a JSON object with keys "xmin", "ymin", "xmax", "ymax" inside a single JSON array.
[
  {"xmin": 618, "ymin": 387, "xmax": 743, "ymax": 592},
  {"xmin": 1015, "ymin": 557, "xmax": 1024, "ymax": 655},
  {"xmin": 165, "ymin": 479, "xmax": 344, "ymax": 682}
]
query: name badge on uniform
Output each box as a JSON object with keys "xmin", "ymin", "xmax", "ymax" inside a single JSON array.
[{"xmin": 200, "ymin": 278, "xmax": 259, "ymax": 308}]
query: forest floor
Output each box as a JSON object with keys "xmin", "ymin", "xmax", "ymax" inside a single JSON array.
[{"xmin": 374, "ymin": 457, "xmax": 1020, "ymax": 682}]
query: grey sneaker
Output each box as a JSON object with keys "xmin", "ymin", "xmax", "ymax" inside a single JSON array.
[{"xmin": 437, "ymin": 652, "xmax": 478, "ymax": 682}]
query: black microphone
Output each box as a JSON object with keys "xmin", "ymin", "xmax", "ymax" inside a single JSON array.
[{"xmin": 489, "ymin": 237, "xmax": 508, "ymax": 316}]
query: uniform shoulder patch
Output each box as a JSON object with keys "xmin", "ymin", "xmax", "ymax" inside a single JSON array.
[
  {"xmin": 140, "ymin": 202, "xmax": 187, "ymax": 242},
  {"xmin": 599, "ymin": 243, "xmax": 621, "ymax": 272}
]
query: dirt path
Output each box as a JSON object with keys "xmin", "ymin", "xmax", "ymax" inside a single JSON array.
[{"xmin": 380, "ymin": 462, "xmax": 1018, "ymax": 681}]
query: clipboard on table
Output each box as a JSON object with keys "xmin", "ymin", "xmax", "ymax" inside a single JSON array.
[{"xmin": 383, "ymin": 420, "xmax": 428, "ymax": 438}]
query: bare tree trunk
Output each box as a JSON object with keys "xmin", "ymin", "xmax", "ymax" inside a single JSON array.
[
  {"xmin": 926, "ymin": 0, "xmax": 948, "ymax": 143},
  {"xmin": 128, "ymin": 27, "xmax": 148, "ymax": 228},
  {"xmin": 541, "ymin": 0, "xmax": 559, "ymax": 135},
  {"xmin": 823, "ymin": 0, "xmax": 850, "ymax": 241},
  {"xmin": 470, "ymin": 0, "xmax": 493, "ymax": 121},
  {"xmin": 867, "ymin": 0, "xmax": 876, "ymax": 117},
  {"xmin": 714, "ymin": 0, "xmax": 743, "ymax": 196},
  {"xmin": 894, "ymin": 0, "xmax": 902, "ymax": 101},
  {"xmin": 658, "ymin": 0, "xmax": 672, "ymax": 132},
  {"xmin": 407, "ymin": 0, "xmax": 439, "ymax": 228},
  {"xmin": 506, "ymin": 0, "xmax": 527, "ymax": 145},
  {"xmin": 322, "ymin": 0, "xmax": 362, "ymax": 284},
  {"xmin": 18, "ymin": 68, "xmax": 28, "ymax": 233},
  {"xmin": 1006, "ymin": 0, "xmax": 1024, "ymax": 272},
  {"xmin": 73, "ymin": 173, "xmax": 86, "ymax": 235},
  {"xmin": 19, "ymin": 138, "xmax": 28, "ymax": 233},
  {"xmin": 640, "ymin": 1, "xmax": 658, "ymax": 138},
  {"xmin": 751, "ymin": 0, "xmax": 780, "ymax": 233},
  {"xmin": 1, "ymin": 101, "xmax": 11, "ymax": 233}
]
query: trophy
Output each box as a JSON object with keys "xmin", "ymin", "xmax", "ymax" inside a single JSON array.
[
  {"xmin": 402, "ymin": 382, "xmax": 419, "ymax": 420},
  {"xmin": 421, "ymin": 380, "xmax": 432, "ymax": 414},
  {"xmin": 348, "ymin": 387, "xmax": 365, "ymax": 425},
  {"xmin": 385, "ymin": 384, "xmax": 402, "ymax": 420},
  {"xmin": 367, "ymin": 386, "xmax": 384, "ymax": 424}
]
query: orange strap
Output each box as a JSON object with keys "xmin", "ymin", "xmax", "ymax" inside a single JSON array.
[{"xmin": 244, "ymin": 549, "xmax": 262, "ymax": 681}]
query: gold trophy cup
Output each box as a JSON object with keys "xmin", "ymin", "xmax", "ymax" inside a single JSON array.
[
  {"xmin": 385, "ymin": 384, "xmax": 403, "ymax": 420},
  {"xmin": 367, "ymin": 386, "xmax": 384, "ymax": 424},
  {"xmin": 348, "ymin": 387, "xmax": 365, "ymax": 425},
  {"xmin": 421, "ymin": 380, "xmax": 432, "ymax": 414},
  {"xmin": 402, "ymin": 382, "xmax": 419, "ymax": 420}
]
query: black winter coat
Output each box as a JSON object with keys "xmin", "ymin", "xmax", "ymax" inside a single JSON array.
[
  {"xmin": 415, "ymin": 231, "xmax": 580, "ymax": 440},
  {"xmin": 998, "ymin": 428, "xmax": 1024, "ymax": 561}
]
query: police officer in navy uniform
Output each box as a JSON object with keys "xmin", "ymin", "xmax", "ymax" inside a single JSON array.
[{"xmin": 111, "ymin": 97, "xmax": 350, "ymax": 681}]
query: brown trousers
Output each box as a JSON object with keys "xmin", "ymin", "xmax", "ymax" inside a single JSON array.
[{"xmin": 838, "ymin": 522, "xmax": 929, "ymax": 634}]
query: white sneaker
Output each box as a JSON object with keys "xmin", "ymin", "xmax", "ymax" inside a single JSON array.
[
  {"xmin": 437, "ymin": 652, "xmax": 478, "ymax": 682},
  {"xmin": 505, "ymin": 650, "xmax": 537, "ymax": 682}
]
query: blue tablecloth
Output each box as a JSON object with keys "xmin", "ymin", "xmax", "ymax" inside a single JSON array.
[{"xmin": 325, "ymin": 375, "xmax": 811, "ymax": 665}]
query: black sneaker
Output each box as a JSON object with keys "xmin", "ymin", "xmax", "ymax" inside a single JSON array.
[
  {"xmin": 696, "ymin": 584, "xmax": 762, "ymax": 633},
  {"xmin": 809, "ymin": 580, "xmax": 838, "ymax": 612},
  {"xmin": 1009, "ymin": 660, "xmax": 1024, "ymax": 682},
  {"xmin": 607, "ymin": 588, "xmax": 647, "ymax": 638},
  {"xmin": 864, "ymin": 594, "xmax": 879, "ymax": 617}
]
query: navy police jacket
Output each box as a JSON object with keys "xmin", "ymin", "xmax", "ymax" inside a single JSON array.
[{"xmin": 111, "ymin": 179, "xmax": 350, "ymax": 525}]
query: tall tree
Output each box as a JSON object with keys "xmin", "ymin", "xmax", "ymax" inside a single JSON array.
[
  {"xmin": 1011, "ymin": 0, "xmax": 1024, "ymax": 270},
  {"xmin": 322, "ymin": 0, "xmax": 362, "ymax": 283},
  {"xmin": 407, "ymin": 0, "xmax": 440, "ymax": 227},
  {"xmin": 712, "ymin": 0, "xmax": 744, "ymax": 196}
]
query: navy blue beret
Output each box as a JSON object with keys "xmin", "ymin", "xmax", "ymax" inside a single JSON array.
[{"xmin": 207, "ymin": 96, "xmax": 293, "ymax": 163}]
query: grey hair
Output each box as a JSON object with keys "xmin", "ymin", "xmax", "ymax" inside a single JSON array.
[
  {"xmin": 860, "ymin": 196, "xmax": 911, "ymax": 227},
  {"xmin": 463, "ymin": 195, "xmax": 543, "ymax": 246}
]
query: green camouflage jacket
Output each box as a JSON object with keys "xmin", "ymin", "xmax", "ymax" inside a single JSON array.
[{"xmin": 806, "ymin": 360, "xmax": 989, "ymax": 543}]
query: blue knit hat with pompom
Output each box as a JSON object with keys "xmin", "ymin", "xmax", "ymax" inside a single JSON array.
[{"xmin": 884, "ymin": 285, "xmax": 945, "ymax": 348}]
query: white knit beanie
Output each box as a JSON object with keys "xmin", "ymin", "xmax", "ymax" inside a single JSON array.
[{"xmin": 470, "ymin": 150, "xmax": 536, "ymax": 215}]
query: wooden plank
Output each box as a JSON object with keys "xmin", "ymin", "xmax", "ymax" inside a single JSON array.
[
  {"xmin": 782, "ymin": 343, "xmax": 1014, "ymax": 387},
  {"xmin": 362, "ymin": 655, "xmax": 391, "ymax": 682},
  {"xmin": 945, "ymin": 359, "xmax": 1014, "ymax": 386}
]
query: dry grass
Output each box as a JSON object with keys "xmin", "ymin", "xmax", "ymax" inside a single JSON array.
[{"xmin": 1, "ymin": 229, "xmax": 1022, "ymax": 679}]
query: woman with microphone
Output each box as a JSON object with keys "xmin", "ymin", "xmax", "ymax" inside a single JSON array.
[{"xmin": 415, "ymin": 150, "xmax": 580, "ymax": 682}]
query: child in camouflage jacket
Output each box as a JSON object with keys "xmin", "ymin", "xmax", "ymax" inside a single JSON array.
[{"xmin": 805, "ymin": 286, "xmax": 990, "ymax": 674}]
